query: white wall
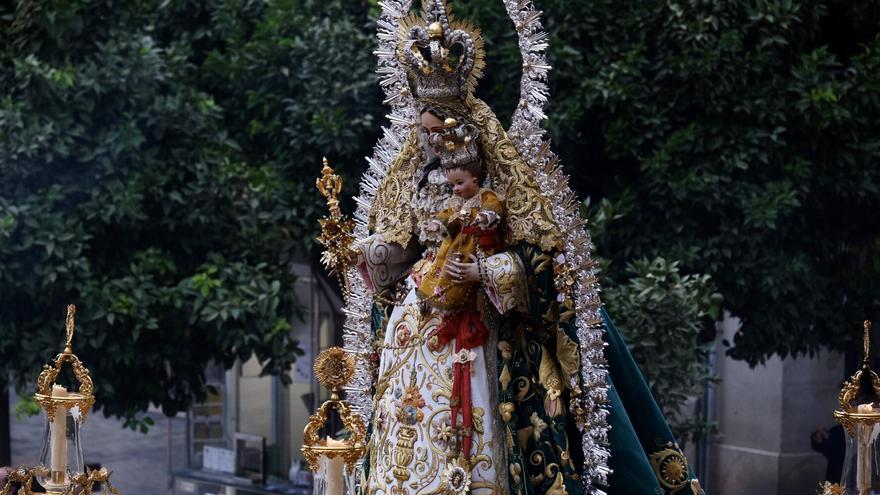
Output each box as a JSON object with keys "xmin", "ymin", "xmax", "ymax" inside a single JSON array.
[{"xmin": 709, "ymin": 315, "xmax": 843, "ymax": 494}]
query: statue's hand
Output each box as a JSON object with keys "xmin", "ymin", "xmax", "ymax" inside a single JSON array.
[{"xmin": 444, "ymin": 253, "xmax": 480, "ymax": 283}]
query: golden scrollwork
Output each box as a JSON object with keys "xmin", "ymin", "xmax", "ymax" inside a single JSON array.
[
  {"xmin": 33, "ymin": 305, "xmax": 95, "ymax": 424},
  {"xmin": 0, "ymin": 466, "xmax": 45, "ymax": 495},
  {"xmin": 314, "ymin": 347, "xmax": 356, "ymax": 396},
  {"xmin": 317, "ymin": 158, "xmax": 357, "ymax": 296},
  {"xmin": 369, "ymin": 98, "xmax": 563, "ymax": 253},
  {"xmin": 66, "ymin": 467, "xmax": 121, "ymax": 495},
  {"xmin": 301, "ymin": 348, "xmax": 367, "ymax": 474}
]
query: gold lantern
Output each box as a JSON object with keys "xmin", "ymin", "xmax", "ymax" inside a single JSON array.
[
  {"xmin": 1, "ymin": 305, "xmax": 121, "ymax": 495},
  {"xmin": 301, "ymin": 348, "xmax": 366, "ymax": 495},
  {"xmin": 828, "ymin": 321, "xmax": 880, "ymax": 495}
]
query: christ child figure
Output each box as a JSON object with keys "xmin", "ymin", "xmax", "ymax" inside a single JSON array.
[
  {"xmin": 416, "ymin": 159, "xmax": 504, "ymax": 461},
  {"xmin": 416, "ymin": 161, "xmax": 504, "ymax": 311}
]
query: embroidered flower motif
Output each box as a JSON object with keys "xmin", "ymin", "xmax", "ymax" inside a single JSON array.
[
  {"xmin": 432, "ymin": 415, "xmax": 455, "ymax": 447},
  {"xmin": 402, "ymin": 386, "xmax": 426, "ymax": 408},
  {"xmin": 396, "ymin": 404, "xmax": 424, "ymax": 425},
  {"xmin": 530, "ymin": 412, "xmax": 548, "ymax": 440},
  {"xmin": 405, "ymin": 406, "xmax": 419, "ymax": 423},
  {"xmin": 394, "ymin": 385, "xmax": 426, "ymax": 425},
  {"xmin": 454, "ymin": 349, "xmax": 477, "ymax": 364},
  {"xmin": 441, "ymin": 458, "xmax": 471, "ymax": 495},
  {"xmin": 395, "ymin": 325, "xmax": 411, "ymax": 347}
]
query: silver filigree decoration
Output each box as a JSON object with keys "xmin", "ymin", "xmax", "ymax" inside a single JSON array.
[
  {"xmin": 341, "ymin": 0, "xmax": 415, "ymax": 426},
  {"xmin": 502, "ymin": 0, "xmax": 611, "ymax": 491}
]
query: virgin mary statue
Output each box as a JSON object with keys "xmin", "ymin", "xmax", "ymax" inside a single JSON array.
[{"xmin": 333, "ymin": 1, "xmax": 704, "ymax": 494}]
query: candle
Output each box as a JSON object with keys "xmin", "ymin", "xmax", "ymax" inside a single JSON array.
[
  {"xmin": 857, "ymin": 403, "xmax": 874, "ymax": 495},
  {"xmin": 323, "ymin": 437, "xmax": 347, "ymax": 495},
  {"xmin": 50, "ymin": 385, "xmax": 68, "ymax": 487}
]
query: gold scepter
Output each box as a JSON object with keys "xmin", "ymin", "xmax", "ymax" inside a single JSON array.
[{"xmin": 316, "ymin": 157, "xmax": 356, "ymax": 297}]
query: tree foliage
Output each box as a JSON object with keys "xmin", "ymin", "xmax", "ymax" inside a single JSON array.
[
  {"xmin": 0, "ymin": 0, "xmax": 380, "ymax": 425},
  {"xmin": 541, "ymin": 0, "xmax": 880, "ymax": 364},
  {"xmin": 602, "ymin": 258, "xmax": 721, "ymax": 443},
  {"xmin": 2, "ymin": 0, "xmax": 880, "ymax": 428}
]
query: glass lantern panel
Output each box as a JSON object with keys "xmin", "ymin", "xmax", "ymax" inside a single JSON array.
[
  {"xmin": 37, "ymin": 406, "xmax": 85, "ymax": 493},
  {"xmin": 841, "ymin": 422, "xmax": 880, "ymax": 495}
]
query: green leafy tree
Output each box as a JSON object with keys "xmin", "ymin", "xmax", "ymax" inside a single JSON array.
[
  {"xmin": 0, "ymin": 0, "xmax": 380, "ymax": 430},
  {"xmin": 530, "ymin": 0, "xmax": 878, "ymax": 365}
]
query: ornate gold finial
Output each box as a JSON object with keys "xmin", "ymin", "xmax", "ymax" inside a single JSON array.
[
  {"xmin": 864, "ymin": 320, "xmax": 872, "ymax": 369},
  {"xmin": 428, "ymin": 21, "xmax": 443, "ymax": 39},
  {"xmin": 34, "ymin": 304, "xmax": 96, "ymax": 423},
  {"xmin": 313, "ymin": 347, "xmax": 355, "ymax": 401},
  {"xmin": 317, "ymin": 157, "xmax": 343, "ymax": 218},
  {"xmin": 301, "ymin": 347, "xmax": 366, "ymax": 473},
  {"xmin": 316, "ymin": 158, "xmax": 356, "ymax": 296},
  {"xmin": 64, "ymin": 304, "xmax": 76, "ymax": 354}
]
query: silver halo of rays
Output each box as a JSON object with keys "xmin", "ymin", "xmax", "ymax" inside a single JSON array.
[
  {"xmin": 503, "ymin": 0, "xmax": 611, "ymax": 492},
  {"xmin": 342, "ymin": 0, "xmax": 415, "ymax": 437}
]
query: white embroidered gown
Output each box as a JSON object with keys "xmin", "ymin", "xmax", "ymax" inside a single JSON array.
[{"xmin": 362, "ymin": 167, "xmax": 528, "ymax": 495}]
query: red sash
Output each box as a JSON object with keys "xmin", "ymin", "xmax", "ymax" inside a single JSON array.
[{"xmin": 431, "ymin": 311, "xmax": 489, "ymax": 459}]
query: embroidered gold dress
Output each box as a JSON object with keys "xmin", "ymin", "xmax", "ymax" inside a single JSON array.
[{"xmin": 346, "ymin": 0, "xmax": 703, "ymax": 492}]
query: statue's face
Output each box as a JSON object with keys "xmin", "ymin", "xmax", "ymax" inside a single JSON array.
[
  {"xmin": 420, "ymin": 111, "xmax": 445, "ymax": 161},
  {"xmin": 420, "ymin": 111, "xmax": 445, "ymax": 134}
]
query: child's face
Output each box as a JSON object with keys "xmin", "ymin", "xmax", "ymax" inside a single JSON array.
[{"xmin": 446, "ymin": 168, "xmax": 480, "ymax": 199}]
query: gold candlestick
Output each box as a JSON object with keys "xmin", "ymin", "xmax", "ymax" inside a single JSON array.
[
  {"xmin": 301, "ymin": 347, "xmax": 366, "ymax": 493},
  {"xmin": 828, "ymin": 321, "xmax": 880, "ymax": 495}
]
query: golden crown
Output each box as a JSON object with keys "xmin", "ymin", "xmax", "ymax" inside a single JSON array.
[
  {"xmin": 397, "ymin": 0, "xmax": 485, "ymax": 102},
  {"xmin": 427, "ymin": 116, "xmax": 481, "ymax": 169}
]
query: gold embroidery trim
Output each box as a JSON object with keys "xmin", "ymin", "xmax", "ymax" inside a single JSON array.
[
  {"xmin": 369, "ymin": 98, "xmax": 563, "ymax": 252},
  {"xmin": 649, "ymin": 443, "xmax": 691, "ymax": 493}
]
